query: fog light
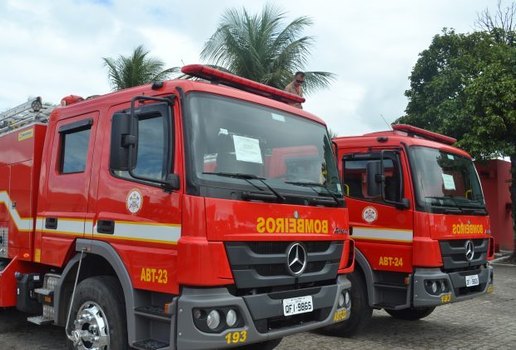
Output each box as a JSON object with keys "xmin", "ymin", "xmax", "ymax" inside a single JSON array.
[
  {"xmin": 226, "ymin": 309, "xmax": 238, "ymax": 327},
  {"xmin": 193, "ymin": 309, "xmax": 202, "ymax": 319},
  {"xmin": 207, "ymin": 310, "xmax": 221, "ymax": 330}
]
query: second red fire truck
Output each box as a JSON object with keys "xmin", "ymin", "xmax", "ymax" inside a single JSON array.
[{"xmin": 327, "ymin": 124, "xmax": 494, "ymax": 335}]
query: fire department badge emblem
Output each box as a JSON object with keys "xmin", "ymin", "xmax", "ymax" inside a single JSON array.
[
  {"xmin": 126, "ymin": 189, "xmax": 143, "ymax": 214},
  {"xmin": 362, "ymin": 206, "xmax": 378, "ymax": 223}
]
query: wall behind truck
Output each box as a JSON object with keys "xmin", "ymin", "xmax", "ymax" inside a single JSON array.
[{"xmin": 476, "ymin": 159, "xmax": 513, "ymax": 252}]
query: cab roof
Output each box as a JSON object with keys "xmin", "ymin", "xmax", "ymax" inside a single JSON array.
[
  {"xmin": 333, "ymin": 126, "xmax": 472, "ymax": 159},
  {"xmin": 52, "ymin": 65, "xmax": 326, "ymax": 126}
]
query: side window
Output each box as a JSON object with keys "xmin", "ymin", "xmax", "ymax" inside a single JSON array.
[
  {"xmin": 60, "ymin": 119, "xmax": 92, "ymax": 174},
  {"xmin": 112, "ymin": 102, "xmax": 172, "ymax": 184},
  {"xmin": 343, "ymin": 153, "xmax": 402, "ymax": 204},
  {"xmin": 133, "ymin": 115, "xmax": 166, "ymax": 180}
]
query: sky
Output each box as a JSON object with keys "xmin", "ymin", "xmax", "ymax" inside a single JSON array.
[{"xmin": 0, "ymin": 0, "xmax": 504, "ymax": 136}]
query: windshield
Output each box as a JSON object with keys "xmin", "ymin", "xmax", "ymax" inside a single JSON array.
[
  {"xmin": 184, "ymin": 93, "xmax": 343, "ymax": 206},
  {"xmin": 409, "ymin": 146, "xmax": 486, "ymax": 214}
]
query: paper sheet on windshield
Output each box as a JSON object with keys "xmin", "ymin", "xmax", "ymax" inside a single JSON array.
[
  {"xmin": 442, "ymin": 173, "xmax": 456, "ymax": 190},
  {"xmin": 233, "ymin": 135, "xmax": 263, "ymax": 164}
]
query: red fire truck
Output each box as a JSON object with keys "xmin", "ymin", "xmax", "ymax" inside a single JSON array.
[
  {"xmin": 327, "ymin": 124, "xmax": 494, "ymax": 335},
  {"xmin": 0, "ymin": 65, "xmax": 354, "ymax": 349}
]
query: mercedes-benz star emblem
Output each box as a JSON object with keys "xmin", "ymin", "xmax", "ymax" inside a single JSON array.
[
  {"xmin": 465, "ymin": 240, "xmax": 475, "ymax": 262},
  {"xmin": 286, "ymin": 242, "xmax": 307, "ymax": 277}
]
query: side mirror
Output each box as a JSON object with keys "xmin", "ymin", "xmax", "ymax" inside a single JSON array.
[
  {"xmin": 395, "ymin": 198, "xmax": 410, "ymax": 210},
  {"xmin": 110, "ymin": 112, "xmax": 137, "ymax": 171},
  {"xmin": 366, "ymin": 160, "xmax": 383, "ymax": 197},
  {"xmin": 163, "ymin": 174, "xmax": 180, "ymax": 191}
]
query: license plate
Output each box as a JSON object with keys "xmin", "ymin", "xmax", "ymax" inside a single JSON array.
[
  {"xmin": 465, "ymin": 274, "xmax": 479, "ymax": 287},
  {"xmin": 283, "ymin": 296, "xmax": 313, "ymax": 316}
]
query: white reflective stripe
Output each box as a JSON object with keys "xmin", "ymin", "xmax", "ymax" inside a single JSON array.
[
  {"xmin": 38, "ymin": 217, "xmax": 85, "ymax": 235},
  {"xmin": 353, "ymin": 227, "xmax": 413, "ymax": 242},
  {"xmin": 36, "ymin": 217, "xmax": 45, "ymax": 230},
  {"xmin": 36, "ymin": 215, "xmax": 181, "ymax": 244},
  {"xmin": 85, "ymin": 221, "xmax": 94, "ymax": 234},
  {"xmin": 55, "ymin": 219, "xmax": 85, "ymax": 234},
  {"xmin": 96, "ymin": 221, "xmax": 181, "ymax": 244},
  {"xmin": 0, "ymin": 191, "xmax": 33, "ymax": 231}
]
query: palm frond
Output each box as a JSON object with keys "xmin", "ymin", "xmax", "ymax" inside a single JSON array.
[
  {"xmin": 201, "ymin": 4, "xmax": 334, "ymax": 95},
  {"xmin": 103, "ymin": 44, "xmax": 176, "ymax": 90}
]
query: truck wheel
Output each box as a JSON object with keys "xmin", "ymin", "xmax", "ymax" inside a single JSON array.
[
  {"xmin": 67, "ymin": 276, "xmax": 127, "ymax": 350},
  {"xmin": 318, "ymin": 271, "xmax": 372, "ymax": 337},
  {"xmin": 385, "ymin": 306, "xmax": 435, "ymax": 320},
  {"xmin": 233, "ymin": 338, "xmax": 282, "ymax": 350}
]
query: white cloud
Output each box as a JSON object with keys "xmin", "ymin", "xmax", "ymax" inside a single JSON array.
[{"xmin": 0, "ymin": 0, "xmax": 502, "ymax": 136}]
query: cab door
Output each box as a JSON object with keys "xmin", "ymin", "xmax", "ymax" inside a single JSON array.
[
  {"xmin": 38, "ymin": 112, "xmax": 99, "ymax": 266},
  {"xmin": 341, "ymin": 150, "xmax": 414, "ymax": 273},
  {"xmin": 93, "ymin": 98, "xmax": 182, "ymax": 294}
]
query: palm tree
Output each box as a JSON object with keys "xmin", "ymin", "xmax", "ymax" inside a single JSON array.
[
  {"xmin": 103, "ymin": 45, "xmax": 178, "ymax": 90},
  {"xmin": 201, "ymin": 4, "xmax": 334, "ymax": 94}
]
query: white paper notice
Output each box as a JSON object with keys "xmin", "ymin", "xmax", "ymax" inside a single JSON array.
[
  {"xmin": 272, "ymin": 113, "xmax": 285, "ymax": 122},
  {"xmin": 233, "ymin": 135, "xmax": 263, "ymax": 164},
  {"xmin": 442, "ymin": 173, "xmax": 456, "ymax": 190}
]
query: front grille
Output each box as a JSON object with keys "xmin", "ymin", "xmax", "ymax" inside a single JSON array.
[
  {"xmin": 225, "ymin": 241, "xmax": 343, "ymax": 290},
  {"xmin": 246, "ymin": 241, "xmax": 332, "ymax": 255},
  {"xmin": 440, "ymin": 239, "xmax": 488, "ymax": 271}
]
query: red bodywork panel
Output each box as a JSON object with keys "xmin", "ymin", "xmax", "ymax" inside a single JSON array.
[
  {"xmin": 0, "ymin": 124, "xmax": 46, "ymax": 261},
  {"xmin": 0, "ymin": 76, "xmax": 351, "ymax": 305},
  {"xmin": 334, "ymin": 129, "xmax": 493, "ymax": 274}
]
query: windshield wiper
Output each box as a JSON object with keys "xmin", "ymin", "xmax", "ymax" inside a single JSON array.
[
  {"xmin": 203, "ymin": 172, "xmax": 285, "ymax": 202},
  {"xmin": 285, "ymin": 181, "xmax": 344, "ymax": 206},
  {"xmin": 424, "ymin": 196, "xmax": 486, "ymax": 215}
]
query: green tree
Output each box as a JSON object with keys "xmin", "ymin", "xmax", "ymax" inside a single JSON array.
[
  {"xmin": 397, "ymin": 23, "xmax": 516, "ymax": 260},
  {"xmin": 201, "ymin": 4, "xmax": 334, "ymax": 94},
  {"xmin": 103, "ymin": 45, "xmax": 178, "ymax": 91}
]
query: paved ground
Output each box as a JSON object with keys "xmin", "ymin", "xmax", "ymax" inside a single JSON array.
[
  {"xmin": 0, "ymin": 262, "xmax": 514, "ymax": 349},
  {"xmin": 279, "ymin": 262, "xmax": 516, "ymax": 350}
]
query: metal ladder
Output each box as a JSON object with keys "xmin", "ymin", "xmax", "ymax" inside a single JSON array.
[{"xmin": 0, "ymin": 97, "xmax": 54, "ymax": 135}]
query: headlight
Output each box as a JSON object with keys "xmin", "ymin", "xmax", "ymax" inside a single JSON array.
[
  {"xmin": 344, "ymin": 290, "xmax": 351, "ymax": 308},
  {"xmin": 226, "ymin": 309, "xmax": 238, "ymax": 327},
  {"xmin": 440, "ymin": 280, "xmax": 447, "ymax": 293},
  {"xmin": 338, "ymin": 293, "xmax": 345, "ymax": 308},
  {"xmin": 207, "ymin": 310, "xmax": 221, "ymax": 330},
  {"xmin": 431, "ymin": 281, "xmax": 438, "ymax": 294}
]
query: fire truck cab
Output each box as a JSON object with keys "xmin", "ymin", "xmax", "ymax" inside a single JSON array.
[
  {"xmin": 0, "ymin": 65, "xmax": 354, "ymax": 349},
  {"xmin": 329, "ymin": 124, "xmax": 494, "ymax": 335}
]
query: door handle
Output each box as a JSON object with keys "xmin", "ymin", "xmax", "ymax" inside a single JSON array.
[
  {"xmin": 45, "ymin": 217, "xmax": 58, "ymax": 230},
  {"xmin": 97, "ymin": 220, "xmax": 115, "ymax": 235}
]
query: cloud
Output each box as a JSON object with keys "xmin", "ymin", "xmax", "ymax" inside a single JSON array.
[{"xmin": 0, "ymin": 0, "xmax": 501, "ymax": 137}]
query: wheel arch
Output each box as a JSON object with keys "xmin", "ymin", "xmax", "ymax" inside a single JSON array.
[
  {"xmin": 54, "ymin": 239, "xmax": 136, "ymax": 343},
  {"xmin": 354, "ymin": 248, "xmax": 375, "ymax": 307}
]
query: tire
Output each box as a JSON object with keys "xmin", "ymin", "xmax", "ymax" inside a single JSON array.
[
  {"xmin": 385, "ymin": 306, "xmax": 435, "ymax": 321},
  {"xmin": 232, "ymin": 338, "xmax": 282, "ymax": 350},
  {"xmin": 318, "ymin": 271, "xmax": 372, "ymax": 337},
  {"xmin": 67, "ymin": 276, "xmax": 127, "ymax": 350}
]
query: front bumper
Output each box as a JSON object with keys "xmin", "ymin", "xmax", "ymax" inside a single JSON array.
[
  {"xmin": 175, "ymin": 275, "xmax": 351, "ymax": 349},
  {"xmin": 412, "ymin": 264, "xmax": 493, "ymax": 307}
]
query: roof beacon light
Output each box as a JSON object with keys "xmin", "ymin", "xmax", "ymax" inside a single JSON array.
[
  {"xmin": 392, "ymin": 124, "xmax": 456, "ymax": 145},
  {"xmin": 181, "ymin": 64, "xmax": 305, "ymax": 105},
  {"xmin": 60, "ymin": 95, "xmax": 84, "ymax": 107}
]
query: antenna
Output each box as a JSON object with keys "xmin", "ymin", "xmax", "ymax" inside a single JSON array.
[{"xmin": 379, "ymin": 114, "xmax": 392, "ymax": 130}]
